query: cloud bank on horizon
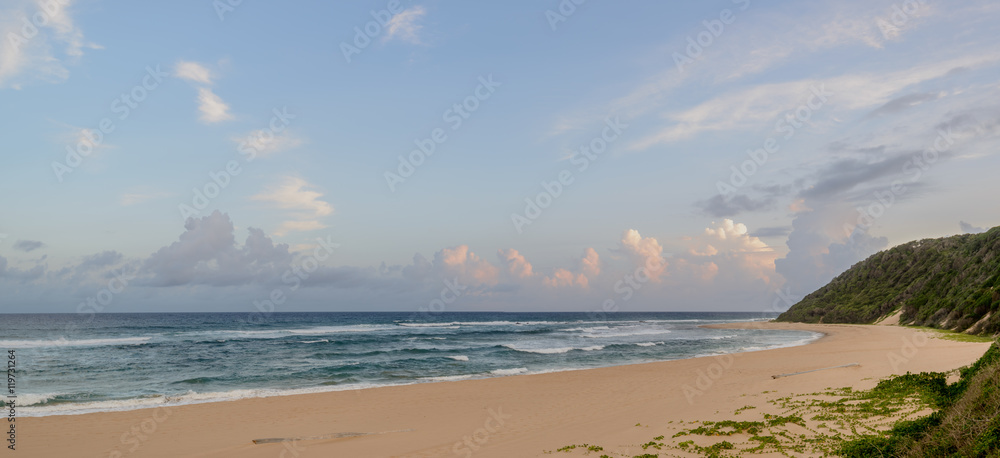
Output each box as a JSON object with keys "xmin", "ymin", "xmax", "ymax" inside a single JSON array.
[{"xmin": 1, "ymin": 0, "xmax": 999, "ymax": 313}]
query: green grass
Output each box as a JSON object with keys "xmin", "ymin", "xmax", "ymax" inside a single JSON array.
[
  {"xmin": 905, "ymin": 325, "xmax": 996, "ymax": 342},
  {"xmin": 549, "ymin": 342, "xmax": 1000, "ymax": 457},
  {"xmin": 839, "ymin": 340, "xmax": 1000, "ymax": 457}
]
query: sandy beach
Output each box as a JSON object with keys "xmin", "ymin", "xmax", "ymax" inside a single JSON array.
[{"xmin": 19, "ymin": 322, "xmax": 991, "ymax": 457}]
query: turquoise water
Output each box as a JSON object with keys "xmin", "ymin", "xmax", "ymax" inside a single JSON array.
[{"xmin": 0, "ymin": 312, "xmax": 820, "ymax": 416}]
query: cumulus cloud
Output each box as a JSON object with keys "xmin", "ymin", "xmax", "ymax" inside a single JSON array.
[
  {"xmin": 141, "ymin": 211, "xmax": 293, "ymax": 287},
  {"xmin": 543, "ymin": 268, "xmax": 587, "ymax": 288},
  {"xmin": 497, "ymin": 249, "xmax": 533, "ymax": 279},
  {"xmin": 0, "ymin": 213, "xmax": 797, "ymax": 311},
  {"xmin": 541, "ymin": 248, "xmax": 601, "ymax": 289},
  {"xmin": 681, "ymin": 220, "xmax": 778, "ymax": 285},
  {"xmin": 435, "ymin": 245, "xmax": 499, "ymax": 286},
  {"xmin": 775, "ymin": 205, "xmax": 888, "ymax": 299},
  {"xmin": 384, "ymin": 6, "xmax": 426, "ymax": 44},
  {"xmin": 251, "ymin": 177, "xmax": 333, "ymax": 236},
  {"xmin": 174, "ymin": 61, "xmax": 214, "ymax": 85},
  {"xmin": 0, "ymin": 256, "xmax": 44, "ymax": 282},
  {"xmin": 580, "ymin": 248, "xmax": 600, "ymax": 278},
  {"xmin": 403, "ymin": 245, "xmax": 499, "ymax": 288},
  {"xmin": 12, "ymin": 240, "xmax": 45, "ymax": 252},
  {"xmin": 961, "ymin": 221, "xmax": 986, "ymax": 234},
  {"xmin": 196, "ymin": 88, "xmax": 233, "ymax": 123},
  {"xmin": 619, "ymin": 229, "xmax": 667, "ymax": 281}
]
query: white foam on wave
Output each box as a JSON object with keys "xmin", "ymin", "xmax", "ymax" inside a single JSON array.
[
  {"xmin": 6, "ymin": 392, "xmax": 61, "ymax": 407},
  {"xmin": 502, "ymin": 344, "xmax": 604, "ymax": 354},
  {"xmin": 447, "ymin": 355, "xmax": 470, "ymax": 361},
  {"xmin": 707, "ymin": 334, "xmax": 737, "ymax": 340},
  {"xmin": 185, "ymin": 325, "xmax": 395, "ymax": 341},
  {"xmin": 635, "ymin": 341, "xmax": 665, "ymax": 347},
  {"xmin": 0, "ymin": 337, "xmax": 151, "ymax": 349},
  {"xmin": 490, "ymin": 368, "xmax": 528, "ymax": 376},
  {"xmin": 397, "ymin": 320, "xmax": 566, "ymax": 327},
  {"xmin": 300, "ymin": 339, "xmax": 329, "ymax": 344},
  {"xmin": 563, "ymin": 326, "xmax": 610, "ymax": 332},
  {"xmin": 287, "ymin": 325, "xmax": 395, "ymax": 335},
  {"xmin": 17, "ymin": 382, "xmax": 411, "ymax": 417},
  {"xmin": 583, "ymin": 329, "xmax": 672, "ymax": 338},
  {"xmin": 420, "ymin": 374, "xmax": 475, "ymax": 382}
]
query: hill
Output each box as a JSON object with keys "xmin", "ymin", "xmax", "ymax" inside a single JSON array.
[{"xmin": 776, "ymin": 226, "xmax": 1000, "ymax": 335}]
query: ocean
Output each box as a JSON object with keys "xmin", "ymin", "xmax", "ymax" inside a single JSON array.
[{"xmin": 0, "ymin": 312, "xmax": 821, "ymax": 417}]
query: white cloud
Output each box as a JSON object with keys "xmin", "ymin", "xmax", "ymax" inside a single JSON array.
[
  {"xmin": 631, "ymin": 53, "xmax": 1000, "ymax": 150},
  {"xmin": 384, "ymin": 6, "xmax": 426, "ymax": 44},
  {"xmin": 619, "ymin": 229, "xmax": 667, "ymax": 281},
  {"xmin": 174, "ymin": 61, "xmax": 214, "ymax": 85},
  {"xmin": 234, "ymin": 129, "xmax": 303, "ymax": 158},
  {"xmin": 541, "ymin": 248, "xmax": 601, "ymax": 289},
  {"xmin": 140, "ymin": 211, "xmax": 293, "ymax": 287},
  {"xmin": 196, "ymin": 88, "xmax": 233, "ymax": 123},
  {"xmin": 252, "ymin": 177, "xmax": 333, "ymax": 236},
  {"xmin": 0, "ymin": 0, "xmax": 99, "ymax": 89},
  {"xmin": 543, "ymin": 268, "xmax": 587, "ymax": 288},
  {"xmin": 498, "ymin": 248, "xmax": 533, "ymax": 279}
]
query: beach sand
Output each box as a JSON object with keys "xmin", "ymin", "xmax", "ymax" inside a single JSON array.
[{"xmin": 19, "ymin": 322, "xmax": 992, "ymax": 457}]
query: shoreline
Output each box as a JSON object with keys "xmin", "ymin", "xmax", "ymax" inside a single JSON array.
[
  {"xmin": 18, "ymin": 319, "xmax": 818, "ymax": 418},
  {"xmin": 21, "ymin": 322, "xmax": 992, "ymax": 457}
]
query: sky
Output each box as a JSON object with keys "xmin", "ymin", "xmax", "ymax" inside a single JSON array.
[{"xmin": 1, "ymin": 0, "xmax": 999, "ymax": 314}]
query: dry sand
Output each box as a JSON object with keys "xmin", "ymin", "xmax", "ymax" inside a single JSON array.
[{"xmin": 19, "ymin": 322, "xmax": 992, "ymax": 457}]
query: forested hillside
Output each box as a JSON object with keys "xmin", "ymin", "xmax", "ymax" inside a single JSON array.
[{"xmin": 777, "ymin": 227, "xmax": 1000, "ymax": 335}]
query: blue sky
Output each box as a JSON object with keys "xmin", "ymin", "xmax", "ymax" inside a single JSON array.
[{"xmin": 1, "ymin": 0, "xmax": 999, "ymax": 313}]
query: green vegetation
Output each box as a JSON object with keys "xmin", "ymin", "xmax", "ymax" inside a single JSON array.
[
  {"xmin": 840, "ymin": 340, "xmax": 1000, "ymax": 457},
  {"xmin": 554, "ymin": 443, "xmax": 603, "ymax": 453},
  {"xmin": 907, "ymin": 326, "xmax": 996, "ymax": 342},
  {"xmin": 554, "ymin": 348, "xmax": 1000, "ymax": 457},
  {"xmin": 777, "ymin": 226, "xmax": 1000, "ymax": 334}
]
